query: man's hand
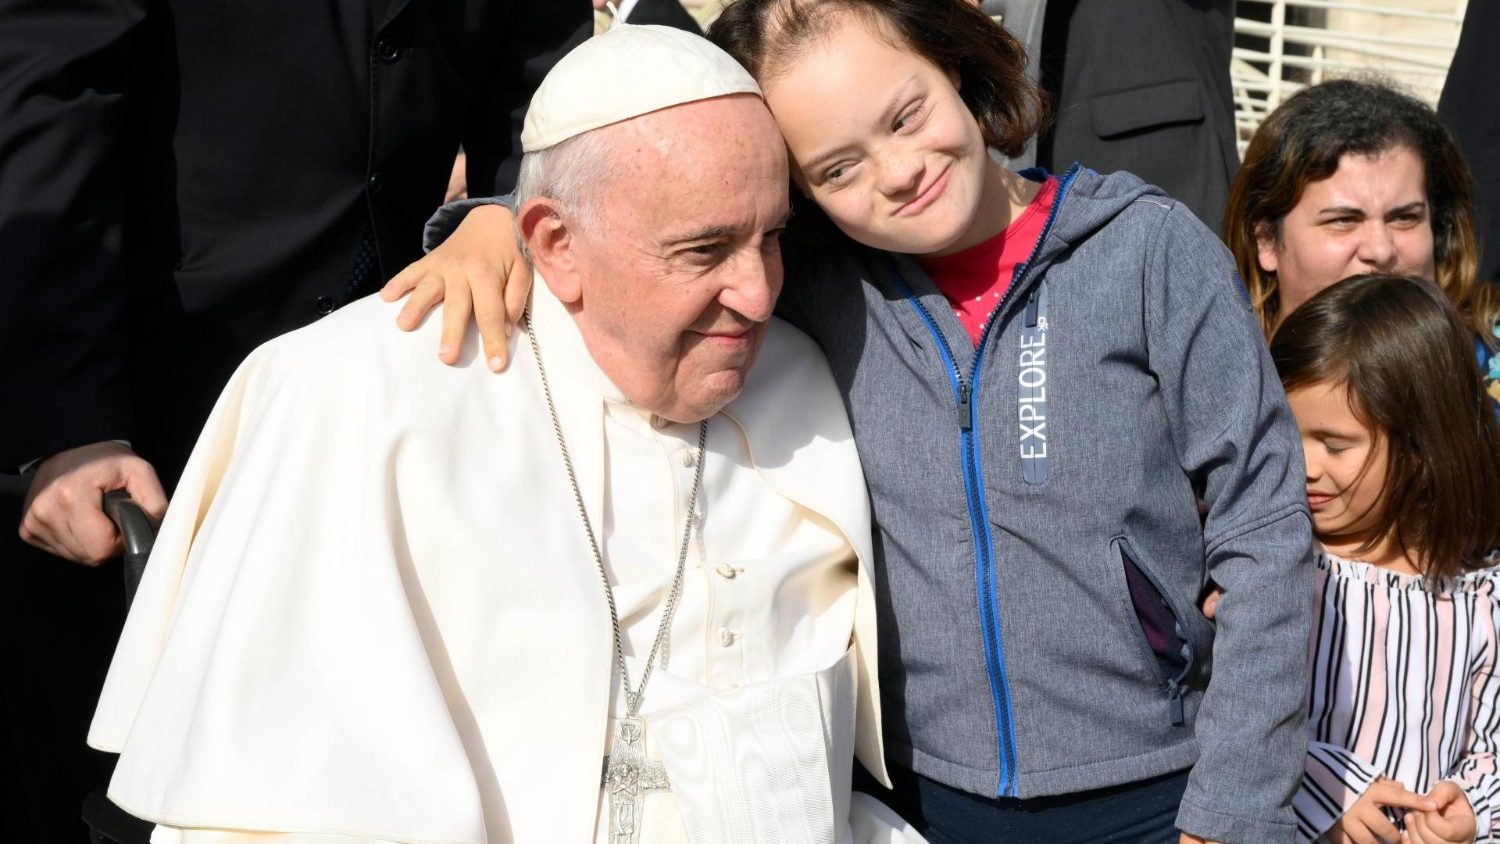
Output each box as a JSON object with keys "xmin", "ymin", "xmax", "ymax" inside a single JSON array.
[
  {"xmin": 20, "ymin": 441, "xmax": 167, "ymax": 565},
  {"xmin": 380, "ymin": 203, "xmax": 530, "ymax": 372},
  {"xmin": 1326, "ymin": 777, "xmax": 1439, "ymax": 844},
  {"xmin": 1180, "ymin": 833, "xmax": 1225, "ymax": 844},
  {"xmin": 1403, "ymin": 781, "xmax": 1477, "ymax": 844}
]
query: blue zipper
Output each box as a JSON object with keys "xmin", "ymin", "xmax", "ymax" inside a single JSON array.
[{"xmin": 887, "ymin": 165, "xmax": 1079, "ymax": 798}]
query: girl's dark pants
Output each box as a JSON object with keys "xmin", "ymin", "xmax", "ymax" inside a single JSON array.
[{"xmin": 857, "ymin": 763, "xmax": 1191, "ymax": 843}]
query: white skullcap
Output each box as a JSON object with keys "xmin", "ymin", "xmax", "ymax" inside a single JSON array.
[{"xmin": 520, "ymin": 24, "xmax": 763, "ymax": 152}]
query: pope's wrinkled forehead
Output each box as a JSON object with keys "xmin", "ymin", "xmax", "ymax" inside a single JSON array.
[{"xmin": 521, "ymin": 24, "xmax": 763, "ymax": 153}]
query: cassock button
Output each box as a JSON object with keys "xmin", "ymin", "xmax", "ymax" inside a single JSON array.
[
  {"xmin": 717, "ymin": 628, "xmax": 737, "ymax": 647},
  {"xmin": 314, "ymin": 296, "xmax": 336, "ymax": 316},
  {"xmin": 714, "ymin": 562, "xmax": 738, "ymax": 580},
  {"xmin": 679, "ymin": 448, "xmax": 697, "ymax": 468},
  {"xmin": 376, "ymin": 39, "xmax": 403, "ymax": 63},
  {"xmin": 651, "ymin": 415, "xmax": 670, "ymax": 430}
]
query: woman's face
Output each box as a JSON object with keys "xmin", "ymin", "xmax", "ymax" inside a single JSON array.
[
  {"xmin": 760, "ymin": 15, "xmax": 995, "ymax": 256},
  {"xmin": 1258, "ymin": 144, "xmax": 1436, "ymax": 323}
]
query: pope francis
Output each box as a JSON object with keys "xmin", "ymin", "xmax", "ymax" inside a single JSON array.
[{"xmin": 87, "ymin": 24, "xmax": 922, "ymax": 844}]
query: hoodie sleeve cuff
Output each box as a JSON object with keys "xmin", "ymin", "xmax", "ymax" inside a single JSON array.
[
  {"xmin": 422, "ymin": 195, "xmax": 517, "ymax": 254},
  {"xmin": 1175, "ymin": 795, "xmax": 1296, "ymax": 843}
]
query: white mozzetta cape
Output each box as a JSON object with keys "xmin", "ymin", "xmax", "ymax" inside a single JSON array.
[{"xmin": 89, "ymin": 292, "xmax": 889, "ymax": 843}]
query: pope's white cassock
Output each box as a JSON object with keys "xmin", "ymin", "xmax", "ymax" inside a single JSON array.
[{"xmin": 86, "ymin": 275, "xmax": 925, "ymax": 843}]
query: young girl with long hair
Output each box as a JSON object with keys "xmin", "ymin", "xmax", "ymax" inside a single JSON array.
[
  {"xmin": 389, "ymin": 3, "xmax": 1314, "ymax": 839},
  {"xmin": 1271, "ymin": 274, "xmax": 1500, "ymax": 844}
]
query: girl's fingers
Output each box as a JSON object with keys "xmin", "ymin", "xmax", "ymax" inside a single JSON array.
[
  {"xmin": 469, "ymin": 268, "xmax": 511, "ymax": 372},
  {"xmin": 503, "ymin": 256, "xmax": 533, "ymax": 327},
  {"xmin": 1427, "ymin": 804, "xmax": 1472, "ymax": 840},
  {"xmin": 438, "ymin": 279, "xmax": 474, "ymax": 365},
  {"xmin": 381, "ymin": 262, "xmax": 424, "ymax": 302},
  {"xmin": 397, "ymin": 275, "xmax": 445, "ymax": 331},
  {"xmin": 1365, "ymin": 816, "xmax": 1401, "ymax": 844},
  {"xmin": 1404, "ymin": 810, "xmax": 1441, "ymax": 844},
  {"xmin": 1371, "ymin": 781, "xmax": 1440, "ymax": 813}
]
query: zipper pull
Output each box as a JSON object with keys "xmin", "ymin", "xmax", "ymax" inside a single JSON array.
[
  {"xmin": 957, "ymin": 382, "xmax": 973, "ymax": 431},
  {"xmin": 1167, "ymin": 680, "xmax": 1185, "ymax": 726},
  {"xmin": 1024, "ymin": 287, "xmax": 1040, "ymax": 328}
]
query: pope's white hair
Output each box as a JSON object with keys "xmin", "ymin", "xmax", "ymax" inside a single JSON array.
[{"xmin": 512, "ymin": 124, "xmax": 619, "ymax": 263}]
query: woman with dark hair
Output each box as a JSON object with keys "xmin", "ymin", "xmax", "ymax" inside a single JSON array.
[
  {"xmin": 1224, "ymin": 78, "xmax": 1500, "ymax": 407},
  {"xmin": 391, "ymin": 2, "xmax": 1314, "ymax": 840}
]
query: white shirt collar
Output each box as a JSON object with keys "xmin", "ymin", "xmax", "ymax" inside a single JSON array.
[{"xmin": 609, "ymin": 0, "xmax": 643, "ymax": 26}]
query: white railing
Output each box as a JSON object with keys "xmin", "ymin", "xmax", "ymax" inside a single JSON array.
[{"xmin": 1232, "ymin": 0, "xmax": 1468, "ymax": 153}]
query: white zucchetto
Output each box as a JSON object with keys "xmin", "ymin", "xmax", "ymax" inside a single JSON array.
[{"xmin": 520, "ymin": 24, "xmax": 763, "ymax": 152}]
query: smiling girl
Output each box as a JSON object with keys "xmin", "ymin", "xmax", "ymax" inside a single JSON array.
[
  {"xmin": 389, "ymin": 3, "xmax": 1315, "ymax": 840},
  {"xmin": 1270, "ymin": 274, "xmax": 1500, "ymax": 844}
]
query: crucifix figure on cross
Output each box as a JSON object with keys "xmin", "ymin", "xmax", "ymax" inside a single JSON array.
[{"xmin": 601, "ymin": 716, "xmax": 671, "ymax": 844}]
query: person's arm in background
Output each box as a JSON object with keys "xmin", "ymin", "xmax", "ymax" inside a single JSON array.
[
  {"xmin": 1143, "ymin": 202, "xmax": 1315, "ymax": 843},
  {"xmin": 0, "ymin": 0, "xmax": 168, "ymax": 563},
  {"xmin": 1439, "ymin": 0, "xmax": 1500, "ymax": 286}
]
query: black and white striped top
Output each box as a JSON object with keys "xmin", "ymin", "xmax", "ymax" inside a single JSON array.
[{"xmin": 1295, "ymin": 550, "xmax": 1500, "ymax": 841}]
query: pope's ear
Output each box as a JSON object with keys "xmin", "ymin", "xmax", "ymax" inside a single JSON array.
[{"xmin": 517, "ymin": 197, "xmax": 583, "ymax": 303}]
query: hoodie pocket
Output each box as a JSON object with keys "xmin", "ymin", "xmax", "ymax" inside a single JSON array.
[{"xmin": 1113, "ymin": 536, "xmax": 1195, "ymax": 726}]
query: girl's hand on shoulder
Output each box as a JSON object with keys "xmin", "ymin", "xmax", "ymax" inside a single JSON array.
[
  {"xmin": 1402, "ymin": 781, "xmax": 1476, "ymax": 844},
  {"xmin": 380, "ymin": 203, "xmax": 531, "ymax": 372},
  {"xmin": 1327, "ymin": 777, "xmax": 1437, "ymax": 844}
]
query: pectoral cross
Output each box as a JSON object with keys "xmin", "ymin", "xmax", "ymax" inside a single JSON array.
[{"xmin": 601, "ymin": 716, "xmax": 670, "ymax": 844}]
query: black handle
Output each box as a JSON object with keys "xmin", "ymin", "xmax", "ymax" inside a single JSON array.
[{"xmin": 103, "ymin": 490, "xmax": 156, "ymax": 606}]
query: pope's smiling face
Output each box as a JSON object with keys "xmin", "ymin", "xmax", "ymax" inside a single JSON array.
[{"xmin": 525, "ymin": 95, "xmax": 791, "ymax": 423}]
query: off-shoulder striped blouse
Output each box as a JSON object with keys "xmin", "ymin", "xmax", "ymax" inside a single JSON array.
[{"xmin": 1295, "ymin": 550, "xmax": 1500, "ymax": 841}]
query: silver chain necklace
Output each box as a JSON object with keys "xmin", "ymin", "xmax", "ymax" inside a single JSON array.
[{"xmin": 524, "ymin": 311, "xmax": 707, "ymax": 844}]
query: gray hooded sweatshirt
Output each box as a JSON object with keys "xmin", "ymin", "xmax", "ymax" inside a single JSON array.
[{"xmin": 773, "ymin": 166, "xmax": 1312, "ymax": 843}]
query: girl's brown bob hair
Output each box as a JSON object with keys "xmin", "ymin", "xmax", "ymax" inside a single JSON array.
[
  {"xmin": 1225, "ymin": 79, "xmax": 1496, "ymax": 341},
  {"xmin": 708, "ymin": 0, "xmax": 1049, "ymax": 159},
  {"xmin": 1270, "ymin": 273, "xmax": 1500, "ymax": 579}
]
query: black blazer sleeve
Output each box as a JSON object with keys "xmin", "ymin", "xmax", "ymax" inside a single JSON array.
[
  {"xmin": 623, "ymin": 0, "xmax": 704, "ymax": 35},
  {"xmin": 465, "ymin": 3, "xmax": 593, "ymax": 198},
  {"xmin": 1440, "ymin": 2, "xmax": 1500, "ymax": 284},
  {"xmin": 1037, "ymin": 0, "xmax": 1239, "ymax": 231},
  {"xmin": 0, "ymin": 0, "xmax": 150, "ymax": 469}
]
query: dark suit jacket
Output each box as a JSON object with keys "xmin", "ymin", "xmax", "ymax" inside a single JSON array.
[
  {"xmin": 1440, "ymin": 1, "xmax": 1500, "ymax": 284},
  {"xmin": 0, "ymin": 0, "xmax": 589, "ymax": 486},
  {"xmin": 1036, "ymin": 0, "xmax": 1239, "ymax": 230},
  {"xmin": 624, "ymin": 0, "xmax": 703, "ymax": 33}
]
